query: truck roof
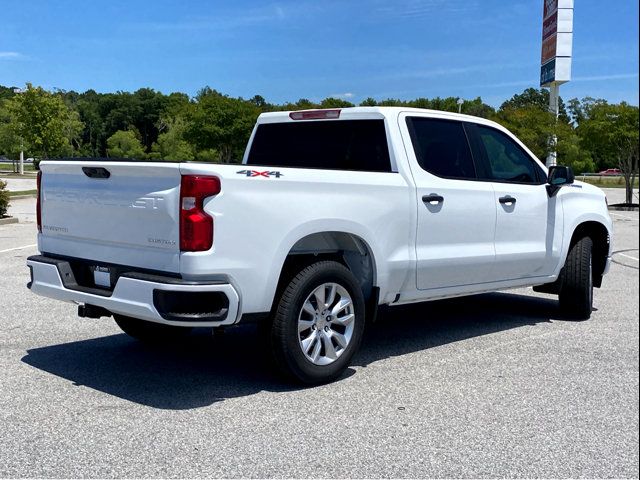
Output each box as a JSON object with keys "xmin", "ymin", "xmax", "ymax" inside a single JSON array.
[{"xmin": 257, "ymin": 106, "xmax": 501, "ymax": 129}]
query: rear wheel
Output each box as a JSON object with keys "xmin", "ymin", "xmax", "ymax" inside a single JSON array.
[
  {"xmin": 558, "ymin": 236, "xmax": 594, "ymax": 320},
  {"xmin": 270, "ymin": 261, "xmax": 366, "ymax": 384},
  {"xmin": 114, "ymin": 314, "xmax": 192, "ymax": 343}
]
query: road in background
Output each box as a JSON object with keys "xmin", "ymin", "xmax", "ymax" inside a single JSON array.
[{"xmin": 0, "ymin": 192, "xmax": 638, "ymax": 478}]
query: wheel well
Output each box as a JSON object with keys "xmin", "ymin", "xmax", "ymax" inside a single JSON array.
[
  {"xmin": 570, "ymin": 221, "xmax": 610, "ymax": 287},
  {"xmin": 274, "ymin": 232, "xmax": 376, "ymax": 306}
]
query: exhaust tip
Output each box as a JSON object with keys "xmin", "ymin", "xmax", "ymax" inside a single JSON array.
[{"xmin": 78, "ymin": 304, "xmax": 112, "ymax": 319}]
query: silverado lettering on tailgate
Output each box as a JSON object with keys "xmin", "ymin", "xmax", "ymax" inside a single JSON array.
[{"xmin": 46, "ymin": 189, "xmax": 166, "ymax": 210}]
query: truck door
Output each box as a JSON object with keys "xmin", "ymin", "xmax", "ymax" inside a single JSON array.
[
  {"xmin": 399, "ymin": 114, "xmax": 497, "ymax": 290},
  {"xmin": 465, "ymin": 123, "xmax": 564, "ymax": 280}
]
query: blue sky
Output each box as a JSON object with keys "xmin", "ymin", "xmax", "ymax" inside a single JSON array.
[{"xmin": 1, "ymin": 0, "xmax": 638, "ymax": 107}]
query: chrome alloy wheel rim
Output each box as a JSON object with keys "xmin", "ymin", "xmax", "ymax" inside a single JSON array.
[{"xmin": 297, "ymin": 283, "xmax": 355, "ymax": 366}]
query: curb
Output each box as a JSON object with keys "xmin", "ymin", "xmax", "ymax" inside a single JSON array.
[
  {"xmin": 0, "ymin": 217, "xmax": 19, "ymax": 225},
  {"xmin": 0, "ymin": 174, "xmax": 38, "ymax": 178},
  {"xmin": 608, "ymin": 206, "xmax": 639, "ymax": 212},
  {"xmin": 9, "ymin": 194, "xmax": 38, "ymax": 200}
]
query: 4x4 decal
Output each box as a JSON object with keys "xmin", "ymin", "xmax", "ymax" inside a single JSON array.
[{"xmin": 237, "ymin": 170, "xmax": 283, "ymax": 178}]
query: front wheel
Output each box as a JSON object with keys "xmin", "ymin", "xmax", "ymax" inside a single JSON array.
[
  {"xmin": 558, "ymin": 236, "xmax": 594, "ymax": 320},
  {"xmin": 270, "ymin": 261, "xmax": 366, "ymax": 384},
  {"xmin": 114, "ymin": 314, "xmax": 192, "ymax": 343}
]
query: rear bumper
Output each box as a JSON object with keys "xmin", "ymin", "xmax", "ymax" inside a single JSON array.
[{"xmin": 26, "ymin": 255, "xmax": 240, "ymax": 327}]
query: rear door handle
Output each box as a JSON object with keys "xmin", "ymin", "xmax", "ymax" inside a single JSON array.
[
  {"xmin": 499, "ymin": 195, "xmax": 517, "ymax": 205},
  {"xmin": 422, "ymin": 194, "xmax": 444, "ymax": 204}
]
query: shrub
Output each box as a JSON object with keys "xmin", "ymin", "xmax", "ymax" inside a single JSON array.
[{"xmin": 0, "ymin": 180, "xmax": 9, "ymax": 217}]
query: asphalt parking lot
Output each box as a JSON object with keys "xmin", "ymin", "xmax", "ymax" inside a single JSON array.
[{"xmin": 1, "ymin": 196, "xmax": 638, "ymax": 478}]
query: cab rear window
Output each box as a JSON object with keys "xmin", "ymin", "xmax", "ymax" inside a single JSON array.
[{"xmin": 247, "ymin": 120, "xmax": 392, "ymax": 172}]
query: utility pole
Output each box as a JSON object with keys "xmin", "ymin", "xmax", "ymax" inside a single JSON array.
[
  {"xmin": 19, "ymin": 139, "xmax": 24, "ymax": 175},
  {"xmin": 13, "ymin": 87, "xmax": 25, "ymax": 175},
  {"xmin": 546, "ymin": 83, "xmax": 560, "ymax": 167}
]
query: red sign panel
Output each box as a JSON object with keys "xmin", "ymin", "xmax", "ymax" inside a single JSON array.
[
  {"xmin": 543, "ymin": 0, "xmax": 558, "ymax": 20},
  {"xmin": 541, "ymin": 35, "xmax": 557, "ymax": 64},
  {"xmin": 542, "ymin": 11, "xmax": 558, "ymax": 40}
]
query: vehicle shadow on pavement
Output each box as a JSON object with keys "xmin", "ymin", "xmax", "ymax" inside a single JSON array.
[
  {"xmin": 355, "ymin": 291, "xmax": 565, "ymax": 366},
  {"xmin": 22, "ymin": 292, "xmax": 568, "ymax": 410}
]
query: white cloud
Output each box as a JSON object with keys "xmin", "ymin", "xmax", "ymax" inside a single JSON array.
[
  {"xmin": 0, "ymin": 51, "xmax": 22, "ymax": 59},
  {"xmin": 573, "ymin": 73, "xmax": 639, "ymax": 82},
  {"xmin": 373, "ymin": 0, "xmax": 478, "ymax": 19},
  {"xmin": 330, "ymin": 92, "xmax": 355, "ymax": 99},
  {"xmin": 136, "ymin": 3, "xmax": 324, "ymax": 33},
  {"xmin": 375, "ymin": 61, "xmax": 531, "ymax": 83},
  {"xmin": 274, "ymin": 5, "xmax": 286, "ymax": 20}
]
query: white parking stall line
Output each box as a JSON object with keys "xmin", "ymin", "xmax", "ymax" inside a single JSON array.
[
  {"xmin": 618, "ymin": 253, "xmax": 639, "ymax": 262},
  {"xmin": 0, "ymin": 244, "xmax": 37, "ymax": 254}
]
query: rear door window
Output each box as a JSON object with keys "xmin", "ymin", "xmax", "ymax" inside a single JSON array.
[
  {"xmin": 247, "ymin": 120, "xmax": 392, "ymax": 172},
  {"xmin": 406, "ymin": 117, "xmax": 477, "ymax": 180}
]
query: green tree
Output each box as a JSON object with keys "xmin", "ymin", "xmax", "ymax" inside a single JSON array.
[
  {"xmin": 359, "ymin": 97, "xmax": 378, "ymax": 107},
  {"xmin": 494, "ymin": 90, "xmax": 589, "ymax": 172},
  {"xmin": 460, "ymin": 97, "xmax": 495, "ymax": 118},
  {"xmin": 0, "ymin": 180, "xmax": 9, "ymax": 217},
  {"xmin": 493, "ymin": 106, "xmax": 556, "ymax": 160},
  {"xmin": 195, "ymin": 148, "xmax": 219, "ymax": 161},
  {"xmin": 0, "ymin": 85, "xmax": 18, "ymax": 101},
  {"xmin": 501, "ymin": 87, "xmax": 569, "ymax": 122},
  {"xmin": 357, "ymin": 96, "xmax": 494, "ymax": 117},
  {"xmin": 75, "ymin": 90, "xmax": 106, "ymax": 156},
  {"xmin": 579, "ymin": 102, "xmax": 639, "ymax": 203},
  {"xmin": 152, "ymin": 117, "xmax": 195, "ymax": 161},
  {"xmin": 106, "ymin": 129, "xmax": 146, "ymax": 159},
  {"xmin": 566, "ymin": 96, "xmax": 608, "ymax": 126},
  {"xmin": 7, "ymin": 83, "xmax": 83, "ymax": 158},
  {"xmin": 185, "ymin": 88, "xmax": 260, "ymax": 163},
  {"xmin": 319, "ymin": 97, "xmax": 355, "ymax": 108},
  {"xmin": 377, "ymin": 98, "xmax": 408, "ymax": 107},
  {"xmin": 555, "ymin": 120, "xmax": 595, "ymax": 174},
  {"xmin": 0, "ymin": 100, "xmax": 23, "ymax": 162},
  {"xmin": 294, "ymin": 98, "xmax": 317, "ymax": 110},
  {"xmin": 132, "ymin": 88, "xmax": 170, "ymax": 150}
]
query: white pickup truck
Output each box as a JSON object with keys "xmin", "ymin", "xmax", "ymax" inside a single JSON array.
[{"xmin": 27, "ymin": 107, "xmax": 613, "ymax": 383}]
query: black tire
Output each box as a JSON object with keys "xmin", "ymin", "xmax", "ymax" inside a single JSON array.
[
  {"xmin": 558, "ymin": 236, "xmax": 594, "ymax": 320},
  {"xmin": 270, "ymin": 261, "xmax": 366, "ymax": 384},
  {"xmin": 113, "ymin": 314, "xmax": 192, "ymax": 343}
]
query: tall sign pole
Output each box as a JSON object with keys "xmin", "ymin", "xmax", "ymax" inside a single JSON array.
[{"xmin": 540, "ymin": 0, "xmax": 574, "ymax": 167}]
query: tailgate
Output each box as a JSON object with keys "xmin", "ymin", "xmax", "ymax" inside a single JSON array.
[{"xmin": 39, "ymin": 161, "xmax": 181, "ymax": 273}]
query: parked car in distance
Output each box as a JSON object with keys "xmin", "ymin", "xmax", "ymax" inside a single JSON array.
[
  {"xmin": 599, "ymin": 168, "xmax": 622, "ymax": 175},
  {"xmin": 27, "ymin": 107, "xmax": 614, "ymax": 384}
]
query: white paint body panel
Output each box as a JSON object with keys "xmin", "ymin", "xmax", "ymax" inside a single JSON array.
[
  {"xmin": 32, "ymin": 107, "xmax": 613, "ymax": 323},
  {"xmin": 491, "ymin": 182, "xmax": 564, "ymax": 280},
  {"xmin": 39, "ymin": 162, "xmax": 181, "ymax": 272}
]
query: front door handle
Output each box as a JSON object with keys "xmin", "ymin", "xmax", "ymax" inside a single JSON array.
[
  {"xmin": 422, "ymin": 194, "xmax": 444, "ymax": 204},
  {"xmin": 499, "ymin": 195, "xmax": 517, "ymax": 205}
]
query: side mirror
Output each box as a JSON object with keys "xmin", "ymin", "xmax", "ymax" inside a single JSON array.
[{"xmin": 547, "ymin": 165, "xmax": 575, "ymax": 197}]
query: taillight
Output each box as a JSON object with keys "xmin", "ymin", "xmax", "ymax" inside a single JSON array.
[
  {"xmin": 36, "ymin": 170, "xmax": 42, "ymax": 233},
  {"xmin": 180, "ymin": 175, "xmax": 221, "ymax": 252}
]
